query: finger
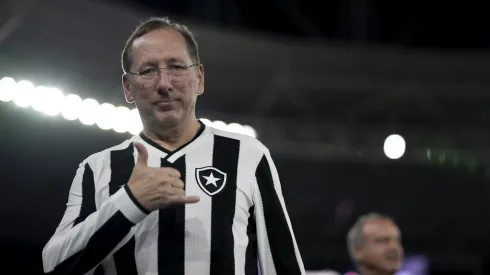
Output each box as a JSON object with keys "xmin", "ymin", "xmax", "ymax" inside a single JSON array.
[
  {"xmin": 173, "ymin": 188, "xmax": 185, "ymax": 197},
  {"xmin": 134, "ymin": 142, "xmax": 149, "ymax": 167},
  {"xmin": 175, "ymin": 195, "xmax": 200, "ymax": 204},
  {"xmin": 161, "ymin": 167, "xmax": 181, "ymax": 178},
  {"xmin": 170, "ymin": 179, "xmax": 184, "ymax": 189}
]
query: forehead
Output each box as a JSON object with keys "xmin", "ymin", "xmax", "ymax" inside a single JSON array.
[
  {"xmin": 131, "ymin": 28, "xmax": 190, "ymax": 64},
  {"xmin": 363, "ymin": 219, "xmax": 400, "ymax": 238}
]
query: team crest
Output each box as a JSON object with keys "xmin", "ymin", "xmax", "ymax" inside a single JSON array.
[{"xmin": 195, "ymin": 167, "xmax": 227, "ymax": 196}]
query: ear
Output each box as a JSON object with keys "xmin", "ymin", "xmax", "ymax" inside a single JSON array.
[
  {"xmin": 353, "ymin": 245, "xmax": 364, "ymax": 262},
  {"xmin": 122, "ymin": 74, "xmax": 135, "ymax": 103},
  {"xmin": 197, "ymin": 64, "xmax": 205, "ymax": 95}
]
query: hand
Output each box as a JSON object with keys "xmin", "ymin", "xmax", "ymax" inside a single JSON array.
[{"xmin": 127, "ymin": 142, "xmax": 200, "ymax": 212}]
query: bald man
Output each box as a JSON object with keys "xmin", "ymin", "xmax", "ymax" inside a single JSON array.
[{"xmin": 346, "ymin": 213, "xmax": 404, "ymax": 275}]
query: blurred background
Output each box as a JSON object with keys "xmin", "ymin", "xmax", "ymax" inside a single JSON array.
[{"xmin": 1, "ymin": 0, "xmax": 490, "ymax": 274}]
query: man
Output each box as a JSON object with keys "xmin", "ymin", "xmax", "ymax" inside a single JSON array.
[
  {"xmin": 42, "ymin": 17, "xmax": 305, "ymax": 275},
  {"xmin": 346, "ymin": 213, "xmax": 404, "ymax": 275}
]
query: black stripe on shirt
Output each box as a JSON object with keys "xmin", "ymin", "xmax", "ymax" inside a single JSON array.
[
  {"xmin": 69, "ymin": 162, "xmax": 106, "ymax": 274},
  {"xmin": 209, "ymin": 135, "xmax": 240, "ymax": 275},
  {"xmin": 46, "ymin": 211, "xmax": 135, "ymax": 275},
  {"xmin": 73, "ymin": 163, "xmax": 104, "ymax": 274},
  {"xmin": 255, "ymin": 154, "xmax": 301, "ymax": 275},
  {"xmin": 245, "ymin": 206, "xmax": 258, "ymax": 275},
  {"xmin": 73, "ymin": 163, "xmax": 96, "ymax": 227},
  {"xmin": 158, "ymin": 156, "xmax": 186, "ymax": 274},
  {"xmin": 109, "ymin": 144, "xmax": 138, "ymax": 275},
  {"xmin": 94, "ymin": 265, "xmax": 105, "ymax": 275}
]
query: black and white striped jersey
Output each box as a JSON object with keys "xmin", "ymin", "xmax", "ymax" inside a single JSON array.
[{"xmin": 42, "ymin": 121, "xmax": 305, "ymax": 275}]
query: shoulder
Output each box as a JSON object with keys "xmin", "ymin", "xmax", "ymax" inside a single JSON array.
[
  {"xmin": 208, "ymin": 126, "xmax": 270, "ymax": 158},
  {"xmin": 209, "ymin": 126, "xmax": 268, "ymax": 151},
  {"xmin": 82, "ymin": 137, "xmax": 136, "ymax": 171}
]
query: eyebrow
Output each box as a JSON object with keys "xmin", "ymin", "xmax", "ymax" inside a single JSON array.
[
  {"xmin": 165, "ymin": 57, "xmax": 186, "ymax": 64},
  {"xmin": 138, "ymin": 58, "xmax": 187, "ymax": 68},
  {"xmin": 138, "ymin": 60, "xmax": 159, "ymax": 68}
]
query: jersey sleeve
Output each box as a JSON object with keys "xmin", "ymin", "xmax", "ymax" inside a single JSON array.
[
  {"xmin": 42, "ymin": 158, "xmax": 149, "ymax": 274},
  {"xmin": 253, "ymin": 148, "xmax": 306, "ymax": 275}
]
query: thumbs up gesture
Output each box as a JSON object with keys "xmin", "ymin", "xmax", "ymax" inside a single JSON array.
[{"xmin": 127, "ymin": 142, "xmax": 200, "ymax": 212}]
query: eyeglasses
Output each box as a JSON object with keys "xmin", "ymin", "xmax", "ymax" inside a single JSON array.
[{"xmin": 126, "ymin": 64, "xmax": 199, "ymax": 81}]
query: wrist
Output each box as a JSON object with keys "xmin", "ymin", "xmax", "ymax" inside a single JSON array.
[
  {"xmin": 124, "ymin": 185, "xmax": 151, "ymax": 214},
  {"xmin": 111, "ymin": 185, "xmax": 149, "ymax": 224}
]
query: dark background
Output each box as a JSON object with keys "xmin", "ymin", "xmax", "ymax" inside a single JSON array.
[{"xmin": 1, "ymin": 0, "xmax": 490, "ymax": 274}]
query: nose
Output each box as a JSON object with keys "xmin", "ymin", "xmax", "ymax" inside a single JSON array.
[{"xmin": 156, "ymin": 69, "xmax": 172, "ymax": 91}]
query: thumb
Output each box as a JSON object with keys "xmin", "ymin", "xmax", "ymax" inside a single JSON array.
[{"xmin": 134, "ymin": 142, "xmax": 149, "ymax": 167}]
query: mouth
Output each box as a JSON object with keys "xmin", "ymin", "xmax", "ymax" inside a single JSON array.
[
  {"xmin": 385, "ymin": 255, "xmax": 402, "ymax": 262},
  {"xmin": 154, "ymin": 99, "xmax": 178, "ymax": 105},
  {"xmin": 153, "ymin": 99, "xmax": 179, "ymax": 112}
]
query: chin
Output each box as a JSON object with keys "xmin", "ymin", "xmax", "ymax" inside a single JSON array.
[
  {"xmin": 385, "ymin": 262, "xmax": 402, "ymax": 272},
  {"xmin": 154, "ymin": 111, "xmax": 181, "ymax": 126}
]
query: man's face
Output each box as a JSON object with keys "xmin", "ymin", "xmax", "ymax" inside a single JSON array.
[
  {"xmin": 356, "ymin": 219, "xmax": 404, "ymax": 273},
  {"xmin": 123, "ymin": 28, "xmax": 204, "ymax": 127}
]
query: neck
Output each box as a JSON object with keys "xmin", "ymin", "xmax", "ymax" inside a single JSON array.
[{"xmin": 143, "ymin": 115, "xmax": 201, "ymax": 151}]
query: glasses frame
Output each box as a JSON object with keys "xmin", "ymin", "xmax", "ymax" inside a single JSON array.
[{"xmin": 125, "ymin": 64, "xmax": 200, "ymax": 80}]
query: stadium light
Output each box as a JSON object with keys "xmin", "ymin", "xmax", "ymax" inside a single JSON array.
[
  {"xmin": 0, "ymin": 77, "xmax": 257, "ymax": 138},
  {"xmin": 383, "ymin": 134, "xmax": 406, "ymax": 159}
]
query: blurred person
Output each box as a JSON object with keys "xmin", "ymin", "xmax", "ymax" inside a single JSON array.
[
  {"xmin": 42, "ymin": 17, "xmax": 305, "ymax": 275},
  {"xmin": 346, "ymin": 213, "xmax": 404, "ymax": 275}
]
